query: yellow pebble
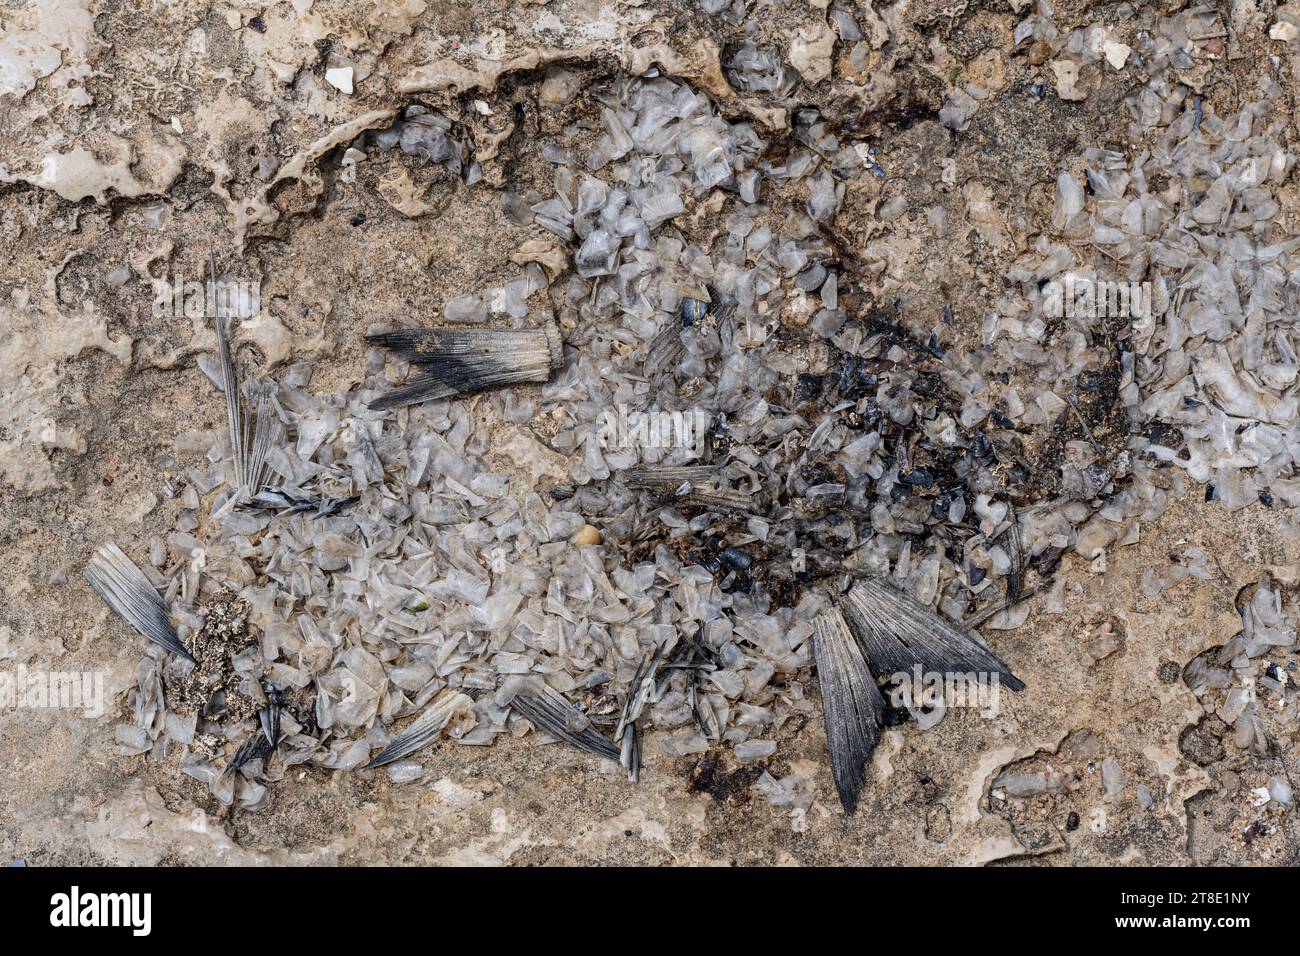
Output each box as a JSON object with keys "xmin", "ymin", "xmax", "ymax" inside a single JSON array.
[{"xmin": 575, "ymin": 524, "xmax": 602, "ymax": 546}]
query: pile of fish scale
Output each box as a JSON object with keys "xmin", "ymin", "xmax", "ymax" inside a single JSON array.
[
  {"xmin": 989, "ymin": 3, "xmax": 1300, "ymax": 522},
  {"xmin": 949, "ymin": 2, "xmax": 1300, "ymax": 776},
  {"xmin": 102, "ymin": 8, "xmax": 1299, "ymax": 813}
]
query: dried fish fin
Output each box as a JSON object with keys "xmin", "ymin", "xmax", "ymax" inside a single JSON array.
[
  {"xmin": 644, "ymin": 319, "xmax": 686, "ymax": 376},
  {"xmin": 399, "ymin": 354, "xmax": 545, "ymax": 392},
  {"xmin": 244, "ymin": 488, "xmax": 359, "ymax": 518},
  {"xmin": 366, "ymin": 372, "xmax": 460, "ymax": 410},
  {"xmin": 673, "ymin": 489, "xmax": 756, "ymax": 512},
  {"xmin": 615, "ymin": 642, "xmax": 665, "ymax": 743},
  {"xmin": 645, "ymin": 287, "xmax": 734, "ymax": 379},
  {"xmin": 509, "ymin": 679, "xmax": 619, "ymax": 760},
  {"xmin": 367, "ymin": 356, "xmax": 556, "ymax": 408},
  {"xmin": 998, "ymin": 505, "xmax": 1026, "ymax": 603},
  {"xmin": 841, "ymin": 578, "xmax": 1025, "ymax": 692},
  {"xmin": 688, "ymin": 667, "xmax": 720, "ymax": 741},
  {"xmin": 259, "ymin": 701, "xmax": 281, "ymax": 748},
  {"xmin": 215, "ymin": 311, "xmax": 246, "ymax": 491},
  {"xmin": 703, "ymin": 284, "xmax": 738, "ymax": 329},
  {"xmin": 620, "ymin": 722, "xmax": 641, "ymax": 782},
  {"xmin": 812, "ymin": 605, "xmax": 884, "ymax": 814},
  {"xmin": 364, "ymin": 720, "xmax": 441, "ymax": 769},
  {"xmin": 242, "ymin": 382, "xmax": 283, "ymax": 499},
  {"xmin": 85, "ymin": 543, "xmax": 196, "ymax": 665},
  {"xmin": 226, "ymin": 733, "xmax": 270, "ymax": 774},
  {"xmin": 366, "ymin": 321, "xmax": 564, "ymax": 410},
  {"xmin": 623, "ymin": 465, "xmax": 721, "ymax": 489},
  {"xmin": 364, "ymin": 690, "xmax": 474, "ymax": 769},
  {"xmin": 367, "ymin": 325, "xmax": 561, "ymax": 362},
  {"xmin": 622, "ymin": 464, "xmax": 756, "ymax": 513},
  {"xmin": 212, "ymin": 256, "xmax": 281, "ymax": 502}
]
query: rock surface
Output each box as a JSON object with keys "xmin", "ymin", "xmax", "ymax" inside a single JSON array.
[{"xmin": 1, "ymin": 0, "xmax": 1297, "ymax": 866}]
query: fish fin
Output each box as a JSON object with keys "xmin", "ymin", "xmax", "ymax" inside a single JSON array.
[
  {"xmin": 813, "ymin": 605, "xmax": 884, "ymax": 814},
  {"xmin": 842, "ymin": 578, "xmax": 1025, "ymax": 692},
  {"xmin": 85, "ymin": 543, "xmax": 196, "ymax": 665}
]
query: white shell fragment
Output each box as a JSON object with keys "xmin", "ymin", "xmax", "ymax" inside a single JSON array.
[
  {"xmin": 1102, "ymin": 39, "xmax": 1131, "ymax": 69},
  {"xmin": 325, "ymin": 66, "xmax": 354, "ymax": 94}
]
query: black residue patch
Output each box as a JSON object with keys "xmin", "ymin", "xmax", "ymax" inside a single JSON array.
[
  {"xmin": 1029, "ymin": 315, "xmax": 1133, "ymax": 501},
  {"xmin": 687, "ymin": 751, "xmax": 765, "ymax": 803}
]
